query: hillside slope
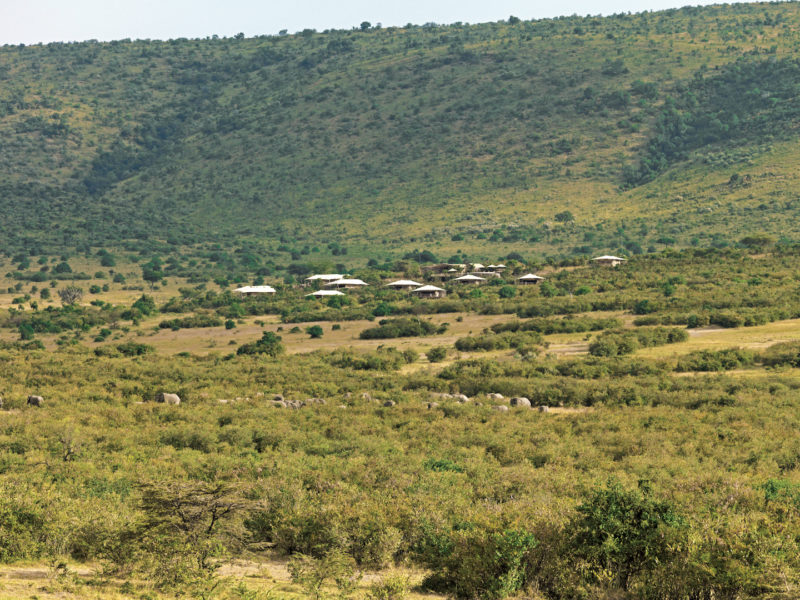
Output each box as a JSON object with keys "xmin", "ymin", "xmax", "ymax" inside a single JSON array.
[{"xmin": 3, "ymin": 2, "xmax": 800, "ymax": 260}]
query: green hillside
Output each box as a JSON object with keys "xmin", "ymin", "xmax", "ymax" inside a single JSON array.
[{"xmin": 4, "ymin": 2, "xmax": 800, "ymax": 261}]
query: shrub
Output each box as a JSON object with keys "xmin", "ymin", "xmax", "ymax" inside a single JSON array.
[
  {"xmin": 569, "ymin": 480, "xmax": 685, "ymax": 591},
  {"xmin": 237, "ymin": 332, "xmax": 284, "ymax": 357},
  {"xmin": 422, "ymin": 528, "xmax": 538, "ymax": 599},
  {"xmin": 367, "ymin": 573, "xmax": 409, "ymax": 600},
  {"xmin": 589, "ymin": 328, "xmax": 687, "ymax": 357},
  {"xmin": 426, "ymin": 347, "xmax": 448, "ymax": 362},
  {"xmin": 159, "ymin": 315, "xmax": 223, "ymax": 330},
  {"xmin": 455, "ymin": 331, "xmax": 542, "ymax": 353},
  {"xmin": 498, "ymin": 286, "xmax": 516, "ymax": 299},
  {"xmin": 675, "ymin": 348, "xmax": 756, "ymax": 372},
  {"xmin": 762, "ymin": 341, "xmax": 800, "ymax": 368},
  {"xmin": 307, "ymin": 325, "xmax": 324, "ymax": 338},
  {"xmin": 360, "ymin": 318, "xmax": 445, "ymax": 340}
]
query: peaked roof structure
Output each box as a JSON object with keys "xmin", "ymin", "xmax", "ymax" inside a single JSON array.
[
  {"xmin": 592, "ymin": 255, "xmax": 626, "ymax": 261},
  {"xmin": 324, "ymin": 278, "xmax": 368, "ymax": 287},
  {"xmin": 233, "ymin": 285, "xmax": 276, "ymax": 293},
  {"xmin": 306, "ymin": 290, "xmax": 345, "ymax": 297},
  {"xmin": 385, "ymin": 279, "xmax": 422, "ymax": 288},
  {"xmin": 453, "ymin": 274, "xmax": 486, "ymax": 282},
  {"xmin": 305, "ymin": 274, "xmax": 345, "ymax": 281}
]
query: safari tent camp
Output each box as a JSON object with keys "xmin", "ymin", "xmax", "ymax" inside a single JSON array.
[
  {"xmin": 324, "ymin": 278, "xmax": 368, "ymax": 289},
  {"xmin": 517, "ymin": 274, "xmax": 544, "ymax": 285},
  {"xmin": 592, "ymin": 255, "xmax": 627, "ymax": 267},
  {"xmin": 233, "ymin": 285, "xmax": 276, "ymax": 295},
  {"xmin": 411, "ymin": 285, "xmax": 446, "ymax": 299}
]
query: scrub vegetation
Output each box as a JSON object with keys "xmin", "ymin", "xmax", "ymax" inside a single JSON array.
[
  {"xmin": 1, "ymin": 246, "xmax": 800, "ymax": 599},
  {"xmin": 5, "ymin": 2, "xmax": 800, "ymax": 598}
]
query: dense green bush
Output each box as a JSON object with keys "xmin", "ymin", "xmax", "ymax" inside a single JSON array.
[
  {"xmin": 675, "ymin": 348, "xmax": 757, "ymax": 372},
  {"xmin": 589, "ymin": 327, "xmax": 688, "ymax": 357},
  {"xmin": 455, "ymin": 330, "xmax": 543, "ymax": 353},
  {"xmin": 237, "ymin": 331, "xmax": 284, "ymax": 356},
  {"xmin": 360, "ymin": 318, "xmax": 446, "ymax": 340},
  {"xmin": 159, "ymin": 314, "xmax": 223, "ymax": 330}
]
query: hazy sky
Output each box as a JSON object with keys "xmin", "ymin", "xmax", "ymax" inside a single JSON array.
[{"xmin": 1, "ymin": 0, "xmax": 745, "ymax": 45}]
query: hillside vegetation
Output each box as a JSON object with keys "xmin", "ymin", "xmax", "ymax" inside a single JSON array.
[{"xmin": 4, "ymin": 2, "xmax": 800, "ymax": 262}]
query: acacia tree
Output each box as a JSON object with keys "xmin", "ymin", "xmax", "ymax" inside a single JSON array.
[
  {"xmin": 57, "ymin": 286, "xmax": 83, "ymax": 306},
  {"xmin": 122, "ymin": 481, "xmax": 254, "ymax": 588}
]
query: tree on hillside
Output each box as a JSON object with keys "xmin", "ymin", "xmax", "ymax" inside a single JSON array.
[{"xmin": 142, "ymin": 258, "xmax": 164, "ymax": 288}]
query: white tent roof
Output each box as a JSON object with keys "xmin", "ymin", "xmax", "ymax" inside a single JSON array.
[
  {"xmin": 454, "ymin": 274, "xmax": 486, "ymax": 282},
  {"xmin": 592, "ymin": 255, "xmax": 626, "ymax": 261},
  {"xmin": 471, "ymin": 263, "xmax": 485, "ymax": 270},
  {"xmin": 305, "ymin": 274, "xmax": 345, "ymax": 281},
  {"xmin": 306, "ymin": 290, "xmax": 345, "ymax": 297},
  {"xmin": 385, "ymin": 279, "xmax": 422, "ymax": 287},
  {"xmin": 234, "ymin": 285, "xmax": 276, "ymax": 293},
  {"xmin": 413, "ymin": 285, "xmax": 445, "ymax": 292},
  {"xmin": 324, "ymin": 278, "xmax": 368, "ymax": 287},
  {"xmin": 518, "ymin": 274, "xmax": 544, "ymax": 281}
]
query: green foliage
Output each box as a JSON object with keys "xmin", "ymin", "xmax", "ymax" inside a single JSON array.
[
  {"xmin": 426, "ymin": 346, "xmax": 448, "ymax": 362},
  {"xmin": 455, "ymin": 330, "xmax": 543, "ymax": 353},
  {"xmin": 288, "ymin": 550, "xmax": 361, "ymax": 600},
  {"xmin": 237, "ymin": 331, "xmax": 284, "ymax": 357},
  {"xmin": 625, "ymin": 57, "xmax": 800, "ymax": 186},
  {"xmin": 762, "ymin": 341, "xmax": 800, "ymax": 368},
  {"xmin": 5, "ymin": 5, "xmax": 800, "ymax": 258},
  {"xmin": 366, "ymin": 573, "xmax": 409, "ymax": 600},
  {"xmin": 497, "ymin": 285, "xmax": 516, "ymax": 299},
  {"xmin": 570, "ymin": 479, "xmax": 685, "ymax": 591},
  {"xmin": 675, "ymin": 348, "xmax": 756, "ymax": 372},
  {"xmin": 159, "ymin": 315, "xmax": 223, "ymax": 330},
  {"xmin": 492, "ymin": 316, "xmax": 620, "ymax": 335},
  {"xmin": 589, "ymin": 327, "xmax": 688, "ymax": 357},
  {"xmin": 307, "ymin": 325, "xmax": 324, "ymax": 339},
  {"xmin": 422, "ymin": 528, "xmax": 538, "ymax": 599},
  {"xmin": 360, "ymin": 318, "xmax": 445, "ymax": 340}
]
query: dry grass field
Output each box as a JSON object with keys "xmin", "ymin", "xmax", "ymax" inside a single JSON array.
[{"xmin": 0, "ymin": 559, "xmax": 444, "ymax": 600}]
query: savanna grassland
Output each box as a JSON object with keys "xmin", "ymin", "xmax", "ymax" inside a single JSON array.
[
  {"xmin": 8, "ymin": 2, "xmax": 800, "ymax": 599},
  {"xmin": 3, "ymin": 246, "xmax": 800, "ymax": 600}
]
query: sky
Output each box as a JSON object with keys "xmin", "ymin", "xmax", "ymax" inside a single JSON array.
[{"xmin": 0, "ymin": 0, "xmax": 747, "ymax": 45}]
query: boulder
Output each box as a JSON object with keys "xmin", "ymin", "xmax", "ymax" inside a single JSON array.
[
  {"xmin": 156, "ymin": 393, "xmax": 181, "ymax": 405},
  {"xmin": 306, "ymin": 397, "xmax": 326, "ymax": 405},
  {"xmin": 487, "ymin": 393, "xmax": 505, "ymax": 401},
  {"xmin": 455, "ymin": 394, "xmax": 469, "ymax": 403},
  {"xmin": 286, "ymin": 401, "xmax": 302, "ymax": 410},
  {"xmin": 538, "ymin": 405, "xmax": 550, "ymax": 413},
  {"xmin": 383, "ymin": 400, "xmax": 396, "ymax": 407},
  {"xmin": 361, "ymin": 392, "xmax": 373, "ymax": 402},
  {"xmin": 427, "ymin": 402, "xmax": 440, "ymax": 409},
  {"xmin": 492, "ymin": 405, "xmax": 509, "ymax": 412},
  {"xmin": 27, "ymin": 395, "xmax": 44, "ymax": 407},
  {"xmin": 273, "ymin": 394, "xmax": 285, "ymax": 402},
  {"xmin": 510, "ymin": 397, "xmax": 531, "ymax": 408},
  {"xmin": 272, "ymin": 401, "xmax": 287, "ymax": 408}
]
